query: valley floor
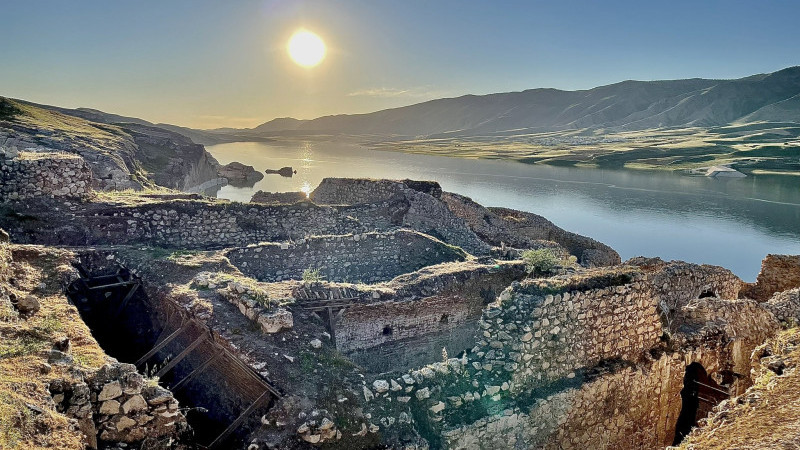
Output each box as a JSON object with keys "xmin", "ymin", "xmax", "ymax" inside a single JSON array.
[{"xmin": 369, "ymin": 123, "xmax": 800, "ymax": 176}]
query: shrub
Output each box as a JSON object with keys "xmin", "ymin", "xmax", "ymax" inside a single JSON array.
[
  {"xmin": 0, "ymin": 99, "xmax": 21, "ymax": 121},
  {"xmin": 302, "ymin": 267, "xmax": 325, "ymax": 282},
  {"xmin": 522, "ymin": 248, "xmax": 560, "ymax": 275}
]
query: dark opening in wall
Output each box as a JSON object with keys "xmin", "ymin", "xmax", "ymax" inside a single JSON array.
[
  {"xmin": 673, "ymin": 362, "xmax": 730, "ymax": 445},
  {"xmin": 382, "ymin": 325, "xmax": 393, "ymax": 336},
  {"xmin": 699, "ymin": 290, "xmax": 717, "ymax": 298},
  {"xmin": 440, "ymin": 314, "xmax": 449, "ymax": 324},
  {"xmin": 66, "ymin": 262, "xmax": 276, "ymax": 448}
]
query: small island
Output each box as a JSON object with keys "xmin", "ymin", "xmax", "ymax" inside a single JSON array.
[{"xmin": 264, "ymin": 166, "xmax": 295, "ymax": 177}]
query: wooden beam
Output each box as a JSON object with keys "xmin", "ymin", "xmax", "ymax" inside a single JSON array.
[
  {"xmin": 135, "ymin": 322, "xmax": 186, "ymax": 367},
  {"xmin": 208, "ymin": 390, "xmax": 271, "ymax": 449},
  {"xmin": 87, "ymin": 280, "xmax": 137, "ymax": 290},
  {"xmin": 155, "ymin": 334, "xmax": 207, "ymax": 378},
  {"xmin": 326, "ymin": 306, "xmax": 337, "ymax": 344},
  {"xmin": 170, "ymin": 350, "xmax": 222, "ymax": 391},
  {"xmin": 114, "ymin": 283, "xmax": 140, "ymax": 318}
]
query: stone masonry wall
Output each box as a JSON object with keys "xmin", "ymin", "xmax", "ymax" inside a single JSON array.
[
  {"xmin": 441, "ymin": 349, "xmax": 724, "ymax": 450},
  {"xmin": 335, "ymin": 261, "xmax": 526, "ymax": 355},
  {"xmin": 311, "ymin": 178, "xmax": 491, "ymax": 255},
  {"xmin": 741, "ymin": 254, "xmax": 800, "ymax": 301},
  {"xmin": 310, "ymin": 178, "xmax": 441, "ymax": 205},
  {"xmin": 49, "ymin": 362, "xmax": 186, "ymax": 447},
  {"xmin": 357, "ymin": 261, "xmax": 757, "ymax": 449},
  {"xmin": 226, "ymin": 230, "xmax": 467, "ymax": 283},
  {"xmin": 766, "ymin": 288, "xmax": 800, "ymax": 325},
  {"xmin": 0, "ymin": 196, "xmax": 488, "ymax": 255},
  {"xmin": 0, "ymin": 151, "xmax": 92, "ymax": 202}
]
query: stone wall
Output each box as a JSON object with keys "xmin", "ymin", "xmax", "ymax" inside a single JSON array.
[
  {"xmin": 310, "ymin": 178, "xmax": 441, "ymax": 205},
  {"xmin": 311, "ymin": 178, "xmax": 490, "ymax": 255},
  {"xmin": 250, "ymin": 190, "xmax": 308, "ymax": 205},
  {"xmin": 741, "ymin": 254, "xmax": 800, "ymax": 301},
  {"xmin": 765, "ymin": 288, "xmax": 800, "ymax": 325},
  {"xmin": 440, "ymin": 350, "xmax": 722, "ymax": 450},
  {"xmin": 336, "ymin": 261, "xmax": 526, "ymax": 358},
  {"xmin": 357, "ymin": 261, "xmax": 765, "ymax": 449},
  {"xmin": 0, "ymin": 151, "xmax": 92, "ymax": 202},
  {"xmin": 49, "ymin": 363, "xmax": 186, "ymax": 447},
  {"xmin": 227, "ymin": 230, "xmax": 467, "ymax": 283},
  {"xmin": 0, "ymin": 195, "xmax": 488, "ymax": 255}
]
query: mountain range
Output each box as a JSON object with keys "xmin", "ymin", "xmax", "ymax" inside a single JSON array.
[
  {"xmin": 14, "ymin": 66, "xmax": 800, "ymax": 144},
  {"xmin": 239, "ymin": 66, "xmax": 800, "ymax": 140}
]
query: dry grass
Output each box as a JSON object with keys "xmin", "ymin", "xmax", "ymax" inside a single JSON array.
[
  {"xmin": 680, "ymin": 328, "xmax": 800, "ymax": 449},
  {"xmin": 371, "ymin": 125, "xmax": 800, "ymax": 174},
  {"xmin": 1, "ymin": 245, "xmax": 107, "ymax": 449}
]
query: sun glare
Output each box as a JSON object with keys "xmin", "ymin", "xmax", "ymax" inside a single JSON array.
[{"xmin": 287, "ymin": 30, "xmax": 326, "ymax": 68}]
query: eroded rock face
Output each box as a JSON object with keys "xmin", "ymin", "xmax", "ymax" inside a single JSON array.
[
  {"xmin": 1, "ymin": 104, "xmax": 220, "ymax": 191},
  {"xmin": 441, "ymin": 191, "xmax": 621, "ymax": 267}
]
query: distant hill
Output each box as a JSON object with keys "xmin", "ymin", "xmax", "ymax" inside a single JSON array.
[
  {"xmin": 14, "ymin": 66, "xmax": 800, "ymax": 144},
  {"xmin": 242, "ymin": 66, "xmax": 800, "ymax": 138}
]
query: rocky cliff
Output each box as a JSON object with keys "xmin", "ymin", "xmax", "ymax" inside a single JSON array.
[{"xmin": 0, "ymin": 98, "xmax": 219, "ymax": 191}]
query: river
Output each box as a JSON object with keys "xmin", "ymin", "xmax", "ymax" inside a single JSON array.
[{"xmin": 206, "ymin": 140, "xmax": 800, "ymax": 281}]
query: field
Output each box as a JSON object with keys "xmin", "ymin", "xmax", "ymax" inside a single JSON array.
[{"xmin": 370, "ymin": 123, "xmax": 800, "ymax": 176}]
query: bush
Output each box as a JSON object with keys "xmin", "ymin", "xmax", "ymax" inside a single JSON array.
[
  {"xmin": 302, "ymin": 267, "xmax": 325, "ymax": 282},
  {"xmin": 522, "ymin": 248, "xmax": 560, "ymax": 275},
  {"xmin": 0, "ymin": 98, "xmax": 21, "ymax": 121}
]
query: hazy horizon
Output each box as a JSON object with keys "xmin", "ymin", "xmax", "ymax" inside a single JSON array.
[{"xmin": 3, "ymin": 0, "xmax": 799, "ymax": 128}]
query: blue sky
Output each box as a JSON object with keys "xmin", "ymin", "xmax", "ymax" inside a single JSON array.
[{"xmin": 1, "ymin": 0, "xmax": 798, "ymax": 128}]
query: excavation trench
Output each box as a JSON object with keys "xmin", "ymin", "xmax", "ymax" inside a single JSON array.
[{"xmin": 66, "ymin": 262, "xmax": 278, "ymax": 448}]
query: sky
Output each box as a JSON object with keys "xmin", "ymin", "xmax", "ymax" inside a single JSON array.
[{"xmin": 2, "ymin": 0, "xmax": 799, "ymax": 129}]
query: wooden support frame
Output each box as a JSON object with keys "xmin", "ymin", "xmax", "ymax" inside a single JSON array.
[
  {"xmin": 114, "ymin": 283, "xmax": 140, "ymax": 318},
  {"xmin": 154, "ymin": 334, "xmax": 207, "ymax": 378},
  {"xmin": 208, "ymin": 390, "xmax": 271, "ymax": 449},
  {"xmin": 134, "ymin": 320, "xmax": 187, "ymax": 367},
  {"xmin": 326, "ymin": 306, "xmax": 337, "ymax": 343},
  {"xmin": 170, "ymin": 349, "xmax": 222, "ymax": 391}
]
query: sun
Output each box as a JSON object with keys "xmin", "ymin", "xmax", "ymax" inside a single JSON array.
[{"xmin": 287, "ymin": 30, "xmax": 326, "ymax": 68}]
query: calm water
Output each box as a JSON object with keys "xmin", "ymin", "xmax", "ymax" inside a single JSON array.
[{"xmin": 206, "ymin": 140, "xmax": 800, "ymax": 281}]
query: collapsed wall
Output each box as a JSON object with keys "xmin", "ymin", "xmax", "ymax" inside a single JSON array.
[
  {"xmin": 50, "ymin": 363, "xmax": 187, "ymax": 447},
  {"xmin": 0, "ymin": 151, "xmax": 92, "ymax": 202},
  {"xmin": 226, "ymin": 230, "xmax": 467, "ymax": 283},
  {"xmin": 740, "ymin": 254, "xmax": 800, "ymax": 301},
  {"xmin": 311, "ymin": 178, "xmax": 491, "ymax": 255},
  {"xmin": 441, "ymin": 192, "xmax": 621, "ymax": 267}
]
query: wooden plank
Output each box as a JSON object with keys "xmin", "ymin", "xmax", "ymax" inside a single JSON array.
[
  {"xmin": 135, "ymin": 322, "xmax": 186, "ymax": 367},
  {"xmin": 220, "ymin": 351, "xmax": 281, "ymax": 397},
  {"xmin": 114, "ymin": 283, "xmax": 140, "ymax": 318},
  {"xmin": 170, "ymin": 350, "xmax": 222, "ymax": 391},
  {"xmin": 155, "ymin": 334, "xmax": 207, "ymax": 378},
  {"xmin": 87, "ymin": 280, "xmax": 137, "ymax": 290},
  {"xmin": 327, "ymin": 306, "xmax": 337, "ymax": 343},
  {"xmin": 208, "ymin": 390, "xmax": 272, "ymax": 449}
]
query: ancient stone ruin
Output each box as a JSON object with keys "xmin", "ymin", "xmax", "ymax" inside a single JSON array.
[{"xmin": 2, "ymin": 170, "xmax": 799, "ymax": 449}]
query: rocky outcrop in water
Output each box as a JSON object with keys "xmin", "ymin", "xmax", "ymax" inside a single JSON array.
[{"xmin": 217, "ymin": 161, "xmax": 264, "ymax": 186}]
